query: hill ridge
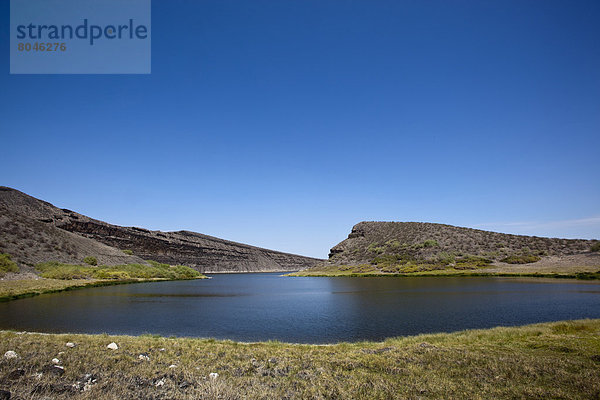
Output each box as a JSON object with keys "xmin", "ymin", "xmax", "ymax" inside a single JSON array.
[
  {"xmin": 0, "ymin": 186, "xmax": 322, "ymax": 272},
  {"xmin": 328, "ymin": 220, "xmax": 599, "ymax": 267}
]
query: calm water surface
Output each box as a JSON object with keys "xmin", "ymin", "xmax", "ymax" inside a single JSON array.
[{"xmin": 1, "ymin": 273, "xmax": 599, "ymax": 343}]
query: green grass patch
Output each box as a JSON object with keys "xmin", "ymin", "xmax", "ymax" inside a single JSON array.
[
  {"xmin": 35, "ymin": 261, "xmax": 204, "ymax": 281},
  {"xmin": 0, "ymin": 253, "xmax": 19, "ymax": 276},
  {"xmin": 501, "ymin": 254, "xmax": 542, "ymax": 264},
  {"xmin": 83, "ymin": 256, "xmax": 98, "ymax": 266}
]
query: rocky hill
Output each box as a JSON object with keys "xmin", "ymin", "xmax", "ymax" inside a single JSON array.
[
  {"xmin": 327, "ymin": 221, "xmax": 600, "ymax": 270},
  {"xmin": 0, "ymin": 187, "xmax": 322, "ymax": 273}
]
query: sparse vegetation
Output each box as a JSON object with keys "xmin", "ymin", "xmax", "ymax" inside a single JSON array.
[
  {"xmin": 0, "ymin": 252, "xmax": 19, "ymax": 276},
  {"xmin": 83, "ymin": 256, "xmax": 98, "ymax": 266},
  {"xmin": 591, "ymin": 242, "xmax": 600, "ymax": 252},
  {"xmin": 384, "ymin": 239, "xmax": 401, "ymax": 250},
  {"xmin": 122, "ymin": 249, "xmax": 134, "ymax": 255},
  {"xmin": 329, "ymin": 222, "xmax": 598, "ymax": 270},
  {"xmin": 366, "ymin": 243, "xmax": 385, "ymax": 253},
  {"xmin": 455, "ymin": 254, "xmax": 493, "ymax": 268},
  {"xmin": 343, "ymin": 252, "xmax": 495, "ymax": 276},
  {"xmin": 437, "ymin": 251, "xmax": 455, "ymax": 265},
  {"xmin": 1, "ymin": 319, "xmax": 599, "ymax": 399}
]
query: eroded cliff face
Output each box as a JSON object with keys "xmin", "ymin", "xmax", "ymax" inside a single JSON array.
[
  {"xmin": 58, "ymin": 220, "xmax": 320, "ymax": 272},
  {"xmin": 0, "ymin": 187, "xmax": 322, "ymax": 272}
]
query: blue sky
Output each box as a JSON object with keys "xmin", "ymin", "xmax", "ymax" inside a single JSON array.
[{"xmin": 1, "ymin": 0, "xmax": 599, "ymax": 258}]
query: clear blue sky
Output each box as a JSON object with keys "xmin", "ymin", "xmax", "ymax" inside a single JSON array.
[{"xmin": 1, "ymin": 1, "xmax": 599, "ymax": 258}]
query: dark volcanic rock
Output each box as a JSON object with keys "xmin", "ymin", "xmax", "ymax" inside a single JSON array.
[
  {"xmin": 6, "ymin": 369, "xmax": 25, "ymax": 380},
  {"xmin": 41, "ymin": 365, "xmax": 65, "ymax": 376},
  {"xmin": 0, "ymin": 187, "xmax": 322, "ymax": 272}
]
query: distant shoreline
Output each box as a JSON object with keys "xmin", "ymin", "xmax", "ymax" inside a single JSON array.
[
  {"xmin": 288, "ymin": 270, "xmax": 600, "ymax": 280},
  {"xmin": 203, "ymin": 270, "xmax": 297, "ymax": 274}
]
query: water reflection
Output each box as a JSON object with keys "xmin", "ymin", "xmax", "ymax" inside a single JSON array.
[{"xmin": 0, "ymin": 274, "xmax": 598, "ymax": 343}]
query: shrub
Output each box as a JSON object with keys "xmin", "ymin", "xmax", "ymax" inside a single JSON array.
[
  {"xmin": 437, "ymin": 252, "xmax": 455, "ymax": 265},
  {"xmin": 147, "ymin": 260, "xmax": 170, "ymax": 269},
  {"xmin": 455, "ymin": 255, "xmax": 493, "ymax": 268},
  {"xmin": 372, "ymin": 254, "xmax": 399, "ymax": 266},
  {"xmin": 501, "ymin": 254, "xmax": 541, "ymax": 264},
  {"xmin": 0, "ymin": 253, "xmax": 19, "ymax": 276},
  {"xmin": 94, "ymin": 270, "xmax": 131, "ymax": 280},
  {"xmin": 384, "ymin": 239, "xmax": 401, "ymax": 250},
  {"xmin": 367, "ymin": 243, "xmax": 385, "ymax": 253},
  {"xmin": 122, "ymin": 249, "xmax": 134, "ymax": 255},
  {"xmin": 591, "ymin": 242, "xmax": 600, "ymax": 252},
  {"xmin": 423, "ymin": 240, "xmax": 439, "ymax": 248},
  {"xmin": 171, "ymin": 265, "xmax": 201, "ymax": 279},
  {"xmin": 83, "ymin": 256, "xmax": 98, "ymax": 266}
]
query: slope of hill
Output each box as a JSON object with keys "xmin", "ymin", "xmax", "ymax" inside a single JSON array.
[
  {"xmin": 0, "ymin": 187, "xmax": 322, "ymax": 273},
  {"xmin": 296, "ymin": 221, "xmax": 600, "ymax": 276}
]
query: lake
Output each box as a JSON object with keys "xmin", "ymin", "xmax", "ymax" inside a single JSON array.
[{"xmin": 1, "ymin": 273, "xmax": 599, "ymax": 343}]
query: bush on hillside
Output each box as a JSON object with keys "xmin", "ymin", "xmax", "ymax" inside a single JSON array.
[
  {"xmin": 0, "ymin": 253, "xmax": 19, "ymax": 276},
  {"xmin": 501, "ymin": 254, "xmax": 541, "ymax": 264},
  {"xmin": 83, "ymin": 256, "xmax": 98, "ymax": 266}
]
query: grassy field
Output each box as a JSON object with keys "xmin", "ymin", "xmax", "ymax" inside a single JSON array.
[
  {"xmin": 288, "ymin": 263, "xmax": 600, "ymax": 279},
  {"xmin": 0, "ymin": 319, "xmax": 599, "ymax": 399},
  {"xmin": 0, "ymin": 261, "xmax": 207, "ymax": 301}
]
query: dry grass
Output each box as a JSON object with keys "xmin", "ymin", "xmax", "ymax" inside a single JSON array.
[{"xmin": 0, "ymin": 319, "xmax": 599, "ymax": 399}]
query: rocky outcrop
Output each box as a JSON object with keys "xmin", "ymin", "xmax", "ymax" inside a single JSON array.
[
  {"xmin": 0, "ymin": 187, "xmax": 322, "ymax": 272},
  {"xmin": 328, "ymin": 221, "xmax": 599, "ymax": 265}
]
